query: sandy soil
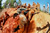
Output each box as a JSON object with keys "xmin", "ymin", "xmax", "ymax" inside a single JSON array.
[{"xmin": 31, "ymin": 12, "xmax": 50, "ymax": 33}]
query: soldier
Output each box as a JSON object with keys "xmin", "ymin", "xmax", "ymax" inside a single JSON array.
[
  {"xmin": 32, "ymin": 2, "xmax": 36, "ymax": 9},
  {"xmin": 27, "ymin": 4, "xmax": 31, "ymax": 9},
  {"xmin": 23, "ymin": 3, "xmax": 27, "ymax": 8},
  {"xmin": 19, "ymin": 11, "xmax": 27, "ymax": 28},
  {"xmin": 7, "ymin": 3, "xmax": 11, "ymax": 8},
  {"xmin": 0, "ymin": 26, "xmax": 2, "ymax": 33},
  {"xmin": 14, "ymin": 2, "xmax": 17, "ymax": 8},
  {"xmin": 47, "ymin": 2, "xmax": 49, "ymax": 13},
  {"xmin": 4, "ymin": 3, "xmax": 7, "ymax": 8},
  {"xmin": 36, "ymin": 2, "xmax": 40, "ymax": 11},
  {"xmin": 29, "ymin": 9, "xmax": 35, "ymax": 21},
  {"xmin": 18, "ymin": 0, "xmax": 22, "ymax": 7},
  {"xmin": 43, "ymin": 4, "xmax": 46, "ymax": 12}
]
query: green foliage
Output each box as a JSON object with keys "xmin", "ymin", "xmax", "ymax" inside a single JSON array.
[
  {"xmin": 1, "ymin": 4, "xmax": 5, "ymax": 9},
  {"xmin": 5, "ymin": 0, "xmax": 16, "ymax": 5},
  {"xmin": 6, "ymin": 0, "xmax": 9, "ymax": 5},
  {"xmin": 2, "ymin": 0, "xmax": 22, "ymax": 8},
  {"xmin": 0, "ymin": 0, "xmax": 2, "ymax": 9},
  {"xmin": 18, "ymin": 0, "xmax": 21, "ymax": 3},
  {"xmin": 2, "ymin": 0, "xmax": 16, "ymax": 8},
  {"xmin": 10, "ymin": 0, "xmax": 16, "ymax": 7}
]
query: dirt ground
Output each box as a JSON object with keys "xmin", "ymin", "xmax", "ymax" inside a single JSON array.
[
  {"xmin": 0, "ymin": 8, "xmax": 8, "ymax": 17},
  {"xmin": 0, "ymin": 9, "xmax": 2, "ymax": 12},
  {"xmin": 31, "ymin": 12, "xmax": 50, "ymax": 33}
]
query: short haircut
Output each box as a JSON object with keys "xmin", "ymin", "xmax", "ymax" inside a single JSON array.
[
  {"xmin": 13, "ymin": 13, "xmax": 18, "ymax": 18},
  {"xmin": 19, "ymin": 11, "xmax": 21, "ymax": 14}
]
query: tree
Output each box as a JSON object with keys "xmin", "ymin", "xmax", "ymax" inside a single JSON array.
[
  {"xmin": 3, "ymin": 0, "xmax": 16, "ymax": 8},
  {"xmin": 18, "ymin": 0, "xmax": 21, "ymax": 3},
  {"xmin": 18, "ymin": 0, "xmax": 22, "ymax": 4},
  {"xmin": 2, "ymin": 0, "xmax": 10, "ymax": 8},
  {"xmin": 10, "ymin": 0, "xmax": 16, "ymax": 7},
  {"xmin": 0, "ymin": 0, "xmax": 2, "ymax": 9}
]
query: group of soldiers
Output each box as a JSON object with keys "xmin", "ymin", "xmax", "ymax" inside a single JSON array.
[
  {"xmin": 5, "ymin": 1, "xmax": 49, "ymax": 13},
  {"xmin": 0, "ymin": 2, "xmax": 40, "ymax": 33},
  {"xmin": 43, "ymin": 2, "xmax": 49, "ymax": 13},
  {"xmin": 6, "ymin": 2, "xmax": 40, "ymax": 11}
]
